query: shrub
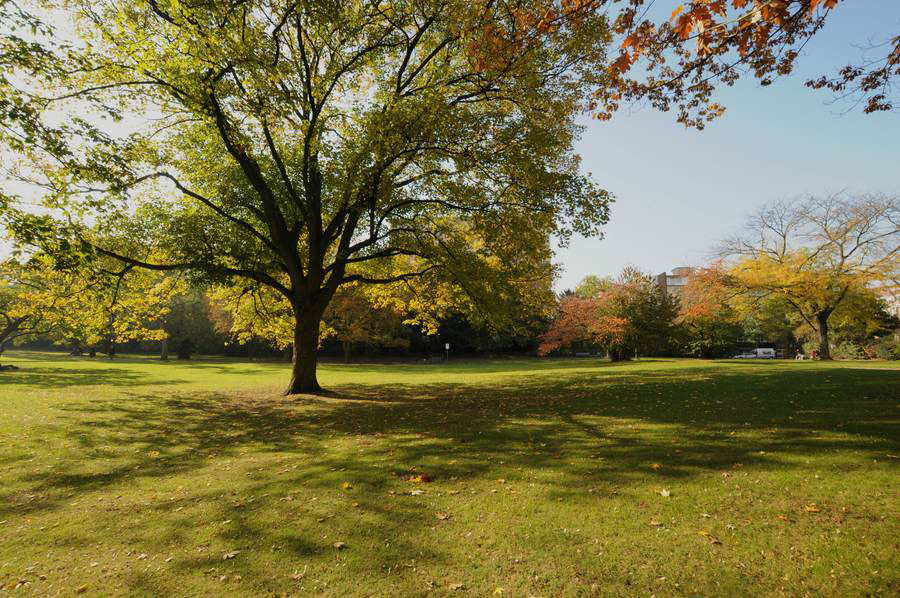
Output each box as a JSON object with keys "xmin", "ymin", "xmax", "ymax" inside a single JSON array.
[
  {"xmin": 867, "ymin": 337, "xmax": 900, "ymax": 360},
  {"xmin": 833, "ymin": 341, "xmax": 867, "ymax": 360}
]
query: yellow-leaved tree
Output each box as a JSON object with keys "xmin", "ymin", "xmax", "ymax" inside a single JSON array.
[{"xmin": 722, "ymin": 193, "xmax": 899, "ymax": 360}]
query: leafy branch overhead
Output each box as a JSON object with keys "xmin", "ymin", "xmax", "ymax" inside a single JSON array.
[{"xmin": 602, "ymin": 0, "xmax": 898, "ymax": 126}]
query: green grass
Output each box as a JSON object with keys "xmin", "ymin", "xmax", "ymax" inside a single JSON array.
[{"xmin": 1, "ymin": 351, "xmax": 898, "ymax": 597}]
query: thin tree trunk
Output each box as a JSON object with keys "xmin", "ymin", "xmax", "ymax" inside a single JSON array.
[
  {"xmin": 816, "ymin": 312, "xmax": 832, "ymax": 360},
  {"xmin": 342, "ymin": 340, "xmax": 351, "ymax": 363},
  {"xmin": 285, "ymin": 311, "xmax": 322, "ymax": 395},
  {"xmin": 160, "ymin": 337, "xmax": 169, "ymax": 360}
]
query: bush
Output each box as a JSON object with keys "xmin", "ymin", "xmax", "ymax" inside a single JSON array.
[
  {"xmin": 866, "ymin": 337, "xmax": 900, "ymax": 360},
  {"xmin": 833, "ymin": 341, "xmax": 867, "ymax": 360}
]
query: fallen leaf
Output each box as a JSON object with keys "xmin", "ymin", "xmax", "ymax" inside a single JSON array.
[
  {"xmin": 341, "ymin": 482, "xmax": 353, "ymax": 490},
  {"xmin": 494, "ymin": 588, "xmax": 504, "ymax": 595},
  {"xmin": 651, "ymin": 463, "xmax": 662, "ymax": 470},
  {"xmin": 223, "ymin": 550, "xmax": 240, "ymax": 560},
  {"xmin": 649, "ymin": 519, "xmax": 663, "ymax": 526},
  {"xmin": 435, "ymin": 512, "xmax": 450, "ymax": 521},
  {"xmin": 410, "ymin": 489, "xmax": 424, "ymax": 496},
  {"xmin": 75, "ymin": 585, "xmax": 88, "ymax": 594},
  {"xmin": 698, "ymin": 530, "xmax": 722, "ymax": 545},
  {"xmin": 496, "ymin": 478, "xmax": 506, "ymax": 484},
  {"xmin": 449, "ymin": 582, "xmax": 464, "ymax": 590},
  {"xmin": 659, "ymin": 489, "xmax": 671, "ymax": 497},
  {"xmin": 333, "ymin": 541, "xmax": 347, "ymax": 549},
  {"xmin": 408, "ymin": 474, "xmax": 432, "ymax": 483},
  {"xmin": 804, "ymin": 504, "xmax": 821, "ymax": 513}
]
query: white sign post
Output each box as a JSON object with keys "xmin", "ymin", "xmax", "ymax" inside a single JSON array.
[{"xmin": 444, "ymin": 343, "xmax": 450, "ymax": 362}]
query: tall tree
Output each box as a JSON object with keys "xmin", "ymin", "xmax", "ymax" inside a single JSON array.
[
  {"xmin": 1, "ymin": 0, "xmax": 610, "ymax": 393},
  {"xmin": 723, "ymin": 193, "xmax": 899, "ymax": 360}
]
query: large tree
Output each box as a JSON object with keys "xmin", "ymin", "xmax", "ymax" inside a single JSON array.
[
  {"xmin": 2, "ymin": 0, "xmax": 613, "ymax": 392},
  {"xmin": 2, "ymin": 1, "xmax": 895, "ymax": 391},
  {"xmin": 723, "ymin": 193, "xmax": 899, "ymax": 360}
]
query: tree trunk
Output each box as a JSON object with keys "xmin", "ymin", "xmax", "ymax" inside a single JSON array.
[
  {"xmin": 160, "ymin": 337, "xmax": 169, "ymax": 360},
  {"xmin": 342, "ymin": 340, "xmax": 351, "ymax": 363},
  {"xmin": 285, "ymin": 311, "xmax": 322, "ymax": 395},
  {"xmin": 609, "ymin": 346, "xmax": 631, "ymax": 361},
  {"xmin": 816, "ymin": 312, "xmax": 832, "ymax": 360}
]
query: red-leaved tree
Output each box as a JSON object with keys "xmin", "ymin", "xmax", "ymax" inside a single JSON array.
[{"xmin": 538, "ymin": 296, "xmax": 628, "ymax": 357}]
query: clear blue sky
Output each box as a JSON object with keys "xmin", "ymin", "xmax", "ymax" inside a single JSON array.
[{"xmin": 554, "ymin": 1, "xmax": 900, "ymax": 290}]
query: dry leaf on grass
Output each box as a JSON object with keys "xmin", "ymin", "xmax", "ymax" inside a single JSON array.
[
  {"xmin": 223, "ymin": 550, "xmax": 240, "ymax": 560},
  {"xmin": 333, "ymin": 541, "xmax": 347, "ymax": 549},
  {"xmin": 650, "ymin": 463, "xmax": 662, "ymax": 470},
  {"xmin": 408, "ymin": 474, "xmax": 432, "ymax": 483},
  {"xmin": 448, "ymin": 582, "xmax": 464, "ymax": 590},
  {"xmin": 341, "ymin": 482, "xmax": 353, "ymax": 490},
  {"xmin": 697, "ymin": 530, "xmax": 722, "ymax": 545},
  {"xmin": 804, "ymin": 504, "xmax": 821, "ymax": 513},
  {"xmin": 435, "ymin": 512, "xmax": 450, "ymax": 521}
]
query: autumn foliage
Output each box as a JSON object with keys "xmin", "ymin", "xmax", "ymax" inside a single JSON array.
[{"xmin": 538, "ymin": 296, "xmax": 628, "ymax": 356}]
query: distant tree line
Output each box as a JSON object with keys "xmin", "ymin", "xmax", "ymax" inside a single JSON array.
[{"xmin": 541, "ymin": 193, "xmax": 899, "ymax": 361}]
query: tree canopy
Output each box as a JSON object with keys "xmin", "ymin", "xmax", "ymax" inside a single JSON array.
[
  {"xmin": 722, "ymin": 193, "xmax": 899, "ymax": 359},
  {"xmin": 1, "ymin": 0, "xmax": 613, "ymax": 392}
]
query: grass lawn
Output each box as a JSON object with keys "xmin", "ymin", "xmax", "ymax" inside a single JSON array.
[{"xmin": 0, "ymin": 351, "xmax": 898, "ymax": 596}]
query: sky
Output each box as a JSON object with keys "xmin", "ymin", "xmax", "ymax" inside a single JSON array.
[{"xmin": 553, "ymin": 1, "xmax": 900, "ymax": 290}]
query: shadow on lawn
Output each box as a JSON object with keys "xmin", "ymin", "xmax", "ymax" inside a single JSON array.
[
  {"xmin": 0, "ymin": 367, "xmax": 189, "ymax": 388},
  {"xmin": 2, "ymin": 362, "xmax": 898, "ymax": 590}
]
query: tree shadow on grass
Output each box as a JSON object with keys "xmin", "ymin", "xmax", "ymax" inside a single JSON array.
[
  {"xmin": 8, "ymin": 363, "xmax": 897, "ymax": 502},
  {"xmin": 0, "ymin": 367, "xmax": 187, "ymax": 389},
  {"xmin": 2, "ymin": 362, "xmax": 897, "ymax": 591}
]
